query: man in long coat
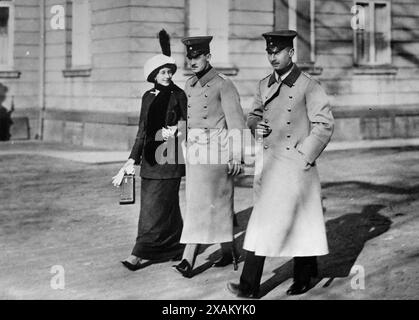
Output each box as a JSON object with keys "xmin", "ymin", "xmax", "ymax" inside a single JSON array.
[
  {"xmin": 173, "ymin": 36, "xmax": 246, "ymax": 278},
  {"xmin": 227, "ymin": 30, "xmax": 334, "ymax": 297}
]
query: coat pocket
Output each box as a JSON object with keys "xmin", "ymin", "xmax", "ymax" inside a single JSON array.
[{"xmin": 293, "ymin": 144, "xmax": 311, "ymax": 171}]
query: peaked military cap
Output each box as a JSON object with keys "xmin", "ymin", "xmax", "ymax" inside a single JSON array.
[
  {"xmin": 181, "ymin": 36, "xmax": 213, "ymax": 59},
  {"xmin": 262, "ymin": 30, "xmax": 297, "ymax": 53}
]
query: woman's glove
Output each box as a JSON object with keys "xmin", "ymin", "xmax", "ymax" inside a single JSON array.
[
  {"xmin": 112, "ymin": 159, "xmax": 135, "ymax": 187},
  {"xmin": 162, "ymin": 125, "xmax": 178, "ymax": 141}
]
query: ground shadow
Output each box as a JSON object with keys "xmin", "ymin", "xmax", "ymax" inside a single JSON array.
[{"xmin": 258, "ymin": 204, "xmax": 392, "ymax": 297}]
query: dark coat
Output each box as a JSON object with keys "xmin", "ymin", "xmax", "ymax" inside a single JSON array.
[{"xmin": 129, "ymin": 84, "xmax": 187, "ymax": 179}]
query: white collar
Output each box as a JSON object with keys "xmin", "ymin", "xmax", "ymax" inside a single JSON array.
[{"xmin": 274, "ymin": 67, "xmax": 293, "ymax": 82}]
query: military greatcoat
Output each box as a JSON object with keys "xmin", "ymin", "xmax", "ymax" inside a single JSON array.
[
  {"xmin": 180, "ymin": 67, "xmax": 246, "ymax": 244},
  {"xmin": 243, "ymin": 65, "xmax": 334, "ymax": 257}
]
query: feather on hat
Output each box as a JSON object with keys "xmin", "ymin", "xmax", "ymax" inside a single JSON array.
[{"xmin": 143, "ymin": 29, "xmax": 177, "ymax": 83}]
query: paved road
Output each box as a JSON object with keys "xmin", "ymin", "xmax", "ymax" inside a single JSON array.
[{"xmin": 0, "ymin": 142, "xmax": 418, "ymax": 299}]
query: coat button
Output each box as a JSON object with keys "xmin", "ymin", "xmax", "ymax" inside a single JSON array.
[
  {"xmin": 287, "ymin": 108, "xmax": 291, "ymax": 112},
  {"xmin": 204, "ymin": 94, "xmax": 208, "ymax": 97},
  {"xmin": 264, "ymin": 107, "xmax": 268, "ymax": 111},
  {"xmin": 286, "ymin": 147, "xmax": 290, "ymax": 150},
  {"xmin": 287, "ymin": 121, "xmax": 291, "ymax": 125},
  {"xmin": 264, "ymin": 145, "xmax": 269, "ymax": 149},
  {"xmin": 264, "ymin": 119, "xmax": 268, "ymax": 123},
  {"xmin": 204, "ymin": 105, "xmax": 207, "ymax": 108},
  {"xmin": 188, "ymin": 94, "xmax": 191, "ymax": 97},
  {"xmin": 289, "ymin": 96, "xmax": 293, "ymax": 99},
  {"xmin": 187, "ymin": 115, "xmax": 190, "ymax": 119},
  {"xmin": 287, "ymin": 135, "xmax": 291, "ymax": 138},
  {"xmin": 188, "ymin": 105, "xmax": 191, "ymax": 108},
  {"xmin": 203, "ymin": 116, "xmax": 207, "ymax": 119}
]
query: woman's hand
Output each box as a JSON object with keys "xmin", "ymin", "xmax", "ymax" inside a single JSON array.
[
  {"xmin": 162, "ymin": 125, "xmax": 178, "ymax": 141},
  {"xmin": 112, "ymin": 159, "xmax": 135, "ymax": 187}
]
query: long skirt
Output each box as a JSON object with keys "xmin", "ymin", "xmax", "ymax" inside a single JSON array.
[{"xmin": 132, "ymin": 178, "xmax": 184, "ymax": 260}]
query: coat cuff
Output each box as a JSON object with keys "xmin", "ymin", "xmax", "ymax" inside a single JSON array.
[{"xmin": 297, "ymin": 135, "xmax": 328, "ymax": 164}]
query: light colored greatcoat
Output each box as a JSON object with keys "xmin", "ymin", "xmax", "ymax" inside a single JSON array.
[
  {"xmin": 243, "ymin": 65, "xmax": 334, "ymax": 257},
  {"xmin": 180, "ymin": 67, "xmax": 245, "ymax": 244}
]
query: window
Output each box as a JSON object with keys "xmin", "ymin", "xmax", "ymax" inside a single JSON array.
[
  {"xmin": 0, "ymin": 0, "xmax": 14, "ymax": 70},
  {"xmin": 187, "ymin": 0, "xmax": 234, "ymax": 72},
  {"xmin": 353, "ymin": 1, "xmax": 391, "ymax": 66},
  {"xmin": 275, "ymin": 0, "xmax": 316, "ymax": 66},
  {"xmin": 64, "ymin": 0, "xmax": 91, "ymax": 75}
]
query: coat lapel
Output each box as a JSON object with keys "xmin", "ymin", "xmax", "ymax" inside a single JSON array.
[
  {"xmin": 262, "ymin": 80, "xmax": 282, "ymax": 107},
  {"xmin": 262, "ymin": 65, "xmax": 302, "ymax": 107}
]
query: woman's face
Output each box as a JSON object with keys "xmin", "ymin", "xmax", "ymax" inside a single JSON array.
[{"xmin": 155, "ymin": 67, "xmax": 173, "ymax": 86}]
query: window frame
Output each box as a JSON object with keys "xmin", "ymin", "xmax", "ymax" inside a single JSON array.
[
  {"xmin": 0, "ymin": 0, "xmax": 15, "ymax": 70},
  {"xmin": 287, "ymin": 0, "xmax": 316, "ymax": 65},
  {"xmin": 353, "ymin": 0, "xmax": 392, "ymax": 67},
  {"xmin": 63, "ymin": 0, "xmax": 92, "ymax": 77},
  {"xmin": 185, "ymin": 0, "xmax": 238, "ymax": 76},
  {"xmin": 274, "ymin": 0, "xmax": 321, "ymax": 74}
]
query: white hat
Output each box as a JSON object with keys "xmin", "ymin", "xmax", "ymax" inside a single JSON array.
[{"xmin": 143, "ymin": 54, "xmax": 177, "ymax": 83}]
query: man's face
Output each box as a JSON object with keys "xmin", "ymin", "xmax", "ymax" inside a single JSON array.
[
  {"xmin": 267, "ymin": 47, "xmax": 294, "ymax": 71},
  {"xmin": 188, "ymin": 53, "xmax": 210, "ymax": 74}
]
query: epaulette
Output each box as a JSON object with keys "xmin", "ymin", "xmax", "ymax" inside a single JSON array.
[
  {"xmin": 302, "ymin": 71, "xmax": 313, "ymax": 79},
  {"xmin": 302, "ymin": 71, "xmax": 321, "ymax": 84},
  {"xmin": 260, "ymin": 73, "xmax": 271, "ymax": 82}
]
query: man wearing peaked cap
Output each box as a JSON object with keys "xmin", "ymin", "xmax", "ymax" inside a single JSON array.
[
  {"xmin": 263, "ymin": 30, "xmax": 297, "ymax": 52},
  {"xmin": 172, "ymin": 36, "xmax": 246, "ymax": 278},
  {"xmin": 181, "ymin": 36, "xmax": 213, "ymax": 59},
  {"xmin": 227, "ymin": 30, "xmax": 334, "ymax": 298}
]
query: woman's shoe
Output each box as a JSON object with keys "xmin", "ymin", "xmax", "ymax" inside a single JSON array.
[{"xmin": 120, "ymin": 259, "xmax": 152, "ymax": 271}]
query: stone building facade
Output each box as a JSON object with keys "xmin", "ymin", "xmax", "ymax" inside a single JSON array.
[{"xmin": 1, "ymin": 0, "xmax": 419, "ymax": 149}]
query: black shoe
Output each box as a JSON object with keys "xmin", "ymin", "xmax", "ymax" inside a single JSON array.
[
  {"xmin": 120, "ymin": 259, "xmax": 152, "ymax": 271},
  {"xmin": 286, "ymin": 281, "xmax": 311, "ymax": 295},
  {"xmin": 226, "ymin": 282, "xmax": 259, "ymax": 299},
  {"xmin": 214, "ymin": 250, "xmax": 239, "ymax": 271},
  {"xmin": 172, "ymin": 259, "xmax": 193, "ymax": 278}
]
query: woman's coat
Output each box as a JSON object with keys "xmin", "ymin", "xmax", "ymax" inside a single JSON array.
[{"xmin": 129, "ymin": 84, "xmax": 187, "ymax": 179}]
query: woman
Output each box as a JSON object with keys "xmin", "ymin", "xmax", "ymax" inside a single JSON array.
[{"xmin": 113, "ymin": 30, "xmax": 187, "ymax": 271}]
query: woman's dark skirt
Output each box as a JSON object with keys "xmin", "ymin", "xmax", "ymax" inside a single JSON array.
[{"xmin": 132, "ymin": 177, "xmax": 184, "ymax": 260}]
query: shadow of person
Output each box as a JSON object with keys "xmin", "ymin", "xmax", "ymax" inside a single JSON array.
[{"xmin": 258, "ymin": 204, "xmax": 392, "ymax": 297}]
